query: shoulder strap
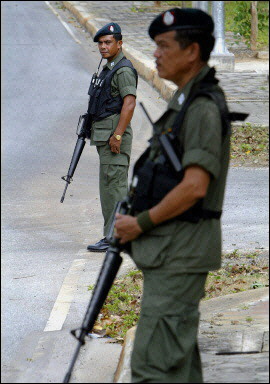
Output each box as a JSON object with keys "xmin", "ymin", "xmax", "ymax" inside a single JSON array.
[
  {"xmin": 171, "ymin": 68, "xmax": 227, "ymax": 137},
  {"xmin": 106, "ymin": 56, "xmax": 138, "ymax": 87},
  {"xmin": 171, "ymin": 68, "xmax": 248, "ymax": 139}
]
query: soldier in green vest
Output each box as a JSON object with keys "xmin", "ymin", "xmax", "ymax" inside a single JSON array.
[
  {"xmin": 114, "ymin": 8, "xmax": 247, "ymax": 383},
  {"xmin": 87, "ymin": 23, "xmax": 137, "ymax": 252}
]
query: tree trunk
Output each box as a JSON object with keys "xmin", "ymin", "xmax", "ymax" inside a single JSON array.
[
  {"xmin": 154, "ymin": 1, "xmax": 161, "ymax": 6},
  {"xmin": 250, "ymin": 1, "xmax": 258, "ymax": 51}
]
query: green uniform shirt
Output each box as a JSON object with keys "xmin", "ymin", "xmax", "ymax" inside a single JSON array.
[
  {"xmin": 131, "ymin": 65, "xmax": 230, "ymax": 273},
  {"xmin": 90, "ymin": 51, "xmax": 137, "ymax": 166}
]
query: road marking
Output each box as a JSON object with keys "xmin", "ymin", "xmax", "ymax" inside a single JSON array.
[
  {"xmin": 44, "ymin": 259, "xmax": 87, "ymax": 332},
  {"xmin": 44, "ymin": 1, "xmax": 82, "ymax": 44}
]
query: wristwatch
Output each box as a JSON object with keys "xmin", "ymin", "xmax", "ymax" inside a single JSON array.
[{"xmin": 113, "ymin": 133, "xmax": 122, "ymax": 141}]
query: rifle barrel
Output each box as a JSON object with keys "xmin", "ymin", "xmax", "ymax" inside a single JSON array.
[
  {"xmin": 63, "ymin": 341, "xmax": 83, "ymax": 383},
  {"xmin": 60, "ymin": 181, "xmax": 69, "ymax": 203},
  {"xmin": 139, "ymin": 102, "xmax": 153, "ymax": 125}
]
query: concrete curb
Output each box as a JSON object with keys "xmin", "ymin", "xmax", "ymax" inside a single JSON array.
[
  {"xmin": 113, "ymin": 287, "xmax": 269, "ymax": 383},
  {"xmin": 231, "ymin": 123, "xmax": 268, "ymax": 131},
  {"xmin": 257, "ymin": 51, "xmax": 269, "ymax": 60}
]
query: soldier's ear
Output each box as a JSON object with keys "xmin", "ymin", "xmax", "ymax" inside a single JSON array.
[{"xmin": 187, "ymin": 42, "xmax": 200, "ymax": 61}]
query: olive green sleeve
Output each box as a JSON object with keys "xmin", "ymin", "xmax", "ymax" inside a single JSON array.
[
  {"xmin": 181, "ymin": 98, "xmax": 223, "ymax": 179},
  {"xmin": 111, "ymin": 67, "xmax": 137, "ymax": 99}
]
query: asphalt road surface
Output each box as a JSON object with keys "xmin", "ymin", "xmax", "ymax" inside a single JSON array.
[{"xmin": 1, "ymin": 1, "xmax": 269, "ymax": 383}]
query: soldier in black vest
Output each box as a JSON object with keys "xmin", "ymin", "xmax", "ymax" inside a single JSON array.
[
  {"xmin": 114, "ymin": 8, "xmax": 248, "ymax": 383},
  {"xmin": 87, "ymin": 23, "xmax": 137, "ymax": 252}
]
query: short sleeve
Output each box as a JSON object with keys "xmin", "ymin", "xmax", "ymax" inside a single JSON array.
[
  {"xmin": 181, "ymin": 97, "xmax": 223, "ymax": 179},
  {"xmin": 111, "ymin": 67, "xmax": 137, "ymax": 99}
]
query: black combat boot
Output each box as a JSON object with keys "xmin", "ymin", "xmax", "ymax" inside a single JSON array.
[{"xmin": 87, "ymin": 238, "xmax": 109, "ymax": 252}]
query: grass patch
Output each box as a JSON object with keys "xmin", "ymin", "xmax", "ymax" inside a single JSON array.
[
  {"xmin": 203, "ymin": 262, "xmax": 268, "ymax": 299},
  {"xmin": 230, "ymin": 123, "xmax": 269, "ymax": 167},
  {"xmin": 89, "ymin": 269, "xmax": 143, "ymax": 342},
  {"xmin": 88, "ymin": 250, "xmax": 268, "ymax": 342}
]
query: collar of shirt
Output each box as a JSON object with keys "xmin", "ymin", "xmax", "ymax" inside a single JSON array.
[
  {"xmin": 168, "ymin": 64, "xmax": 211, "ymax": 112},
  {"xmin": 102, "ymin": 50, "xmax": 124, "ymax": 71}
]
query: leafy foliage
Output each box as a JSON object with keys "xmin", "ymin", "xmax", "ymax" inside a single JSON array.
[{"xmin": 232, "ymin": 1, "xmax": 269, "ymax": 48}]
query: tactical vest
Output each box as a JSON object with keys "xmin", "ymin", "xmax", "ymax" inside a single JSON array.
[
  {"xmin": 87, "ymin": 56, "xmax": 138, "ymax": 122},
  {"xmin": 131, "ymin": 68, "xmax": 248, "ymax": 223}
]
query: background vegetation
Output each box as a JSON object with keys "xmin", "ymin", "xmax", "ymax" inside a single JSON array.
[
  {"xmin": 134, "ymin": 1, "xmax": 269, "ymax": 50},
  {"xmin": 224, "ymin": 1, "xmax": 269, "ymax": 49}
]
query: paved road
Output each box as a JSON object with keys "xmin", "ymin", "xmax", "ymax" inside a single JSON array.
[
  {"xmin": 0, "ymin": 2, "xmax": 168, "ymax": 382},
  {"xmin": 222, "ymin": 167, "xmax": 269, "ymax": 252},
  {"xmin": 1, "ymin": 1, "xmax": 124, "ymax": 381},
  {"xmin": 1, "ymin": 1, "xmax": 268, "ymax": 383}
]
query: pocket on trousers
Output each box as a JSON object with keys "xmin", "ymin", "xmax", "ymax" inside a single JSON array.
[
  {"xmin": 131, "ymin": 223, "xmax": 176, "ymax": 269},
  {"xmin": 92, "ymin": 119, "xmax": 113, "ymax": 142},
  {"xmin": 146, "ymin": 312, "xmax": 199, "ymax": 373}
]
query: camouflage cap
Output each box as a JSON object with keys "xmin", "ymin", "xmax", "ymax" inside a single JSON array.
[
  {"xmin": 148, "ymin": 8, "xmax": 214, "ymax": 40},
  {"xmin": 93, "ymin": 22, "xmax": 122, "ymax": 42}
]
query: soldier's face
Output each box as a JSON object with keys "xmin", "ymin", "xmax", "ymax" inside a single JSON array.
[
  {"xmin": 98, "ymin": 35, "xmax": 122, "ymax": 61},
  {"xmin": 154, "ymin": 31, "xmax": 196, "ymax": 83}
]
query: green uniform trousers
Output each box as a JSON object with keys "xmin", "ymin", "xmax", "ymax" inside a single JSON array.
[
  {"xmin": 99, "ymin": 163, "xmax": 128, "ymax": 236},
  {"xmin": 92, "ymin": 112, "xmax": 132, "ymax": 237},
  {"xmin": 131, "ymin": 271, "xmax": 208, "ymax": 383},
  {"xmin": 97, "ymin": 145, "xmax": 129, "ymax": 236}
]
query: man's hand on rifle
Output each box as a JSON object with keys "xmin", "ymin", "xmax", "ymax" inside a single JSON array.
[{"xmin": 114, "ymin": 213, "xmax": 142, "ymax": 243}]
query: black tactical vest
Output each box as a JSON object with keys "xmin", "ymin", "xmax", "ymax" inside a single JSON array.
[
  {"xmin": 131, "ymin": 68, "xmax": 248, "ymax": 223},
  {"xmin": 87, "ymin": 56, "xmax": 138, "ymax": 122}
]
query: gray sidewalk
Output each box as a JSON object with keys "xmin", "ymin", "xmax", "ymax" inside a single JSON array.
[{"xmin": 61, "ymin": 1, "xmax": 269, "ymax": 383}]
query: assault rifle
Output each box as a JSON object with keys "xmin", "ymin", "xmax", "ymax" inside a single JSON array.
[
  {"xmin": 63, "ymin": 177, "xmax": 138, "ymax": 383},
  {"xmin": 60, "ymin": 58, "xmax": 103, "ymax": 203}
]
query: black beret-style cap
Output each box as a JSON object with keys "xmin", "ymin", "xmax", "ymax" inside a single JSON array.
[
  {"xmin": 148, "ymin": 8, "xmax": 214, "ymax": 40},
  {"xmin": 93, "ymin": 22, "xmax": 122, "ymax": 42}
]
